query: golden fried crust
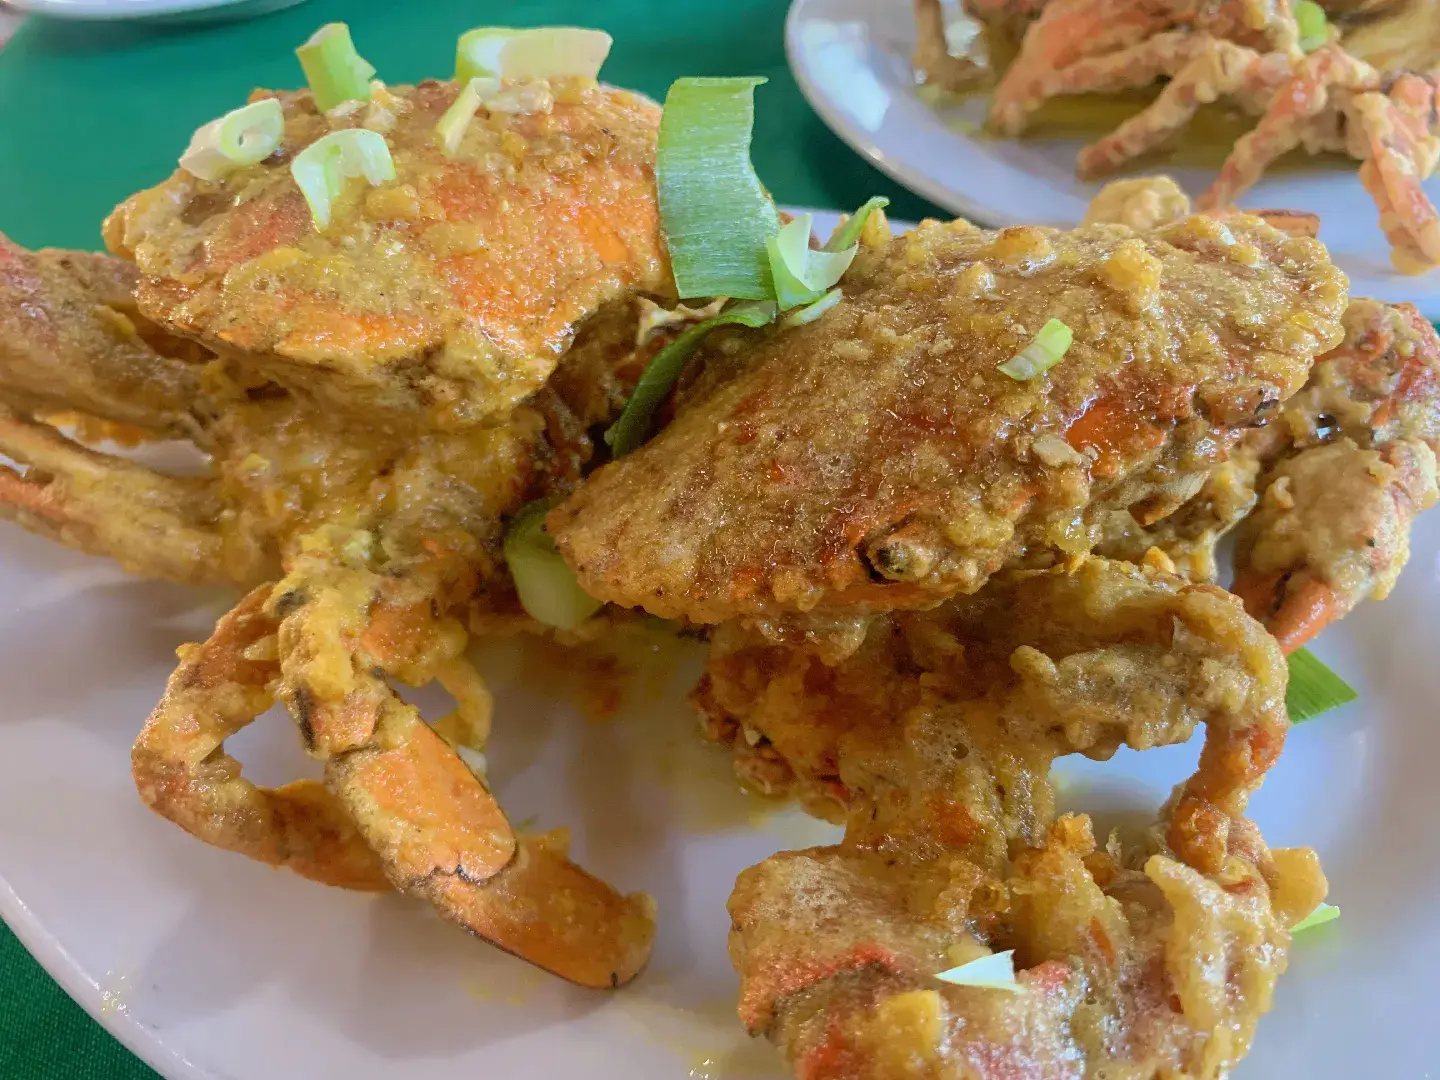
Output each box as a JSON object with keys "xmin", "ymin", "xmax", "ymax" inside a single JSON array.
[
  {"xmin": 0, "ymin": 234, "xmax": 202, "ymax": 436},
  {"xmin": 104, "ymin": 81, "xmax": 669, "ymax": 427},
  {"xmin": 552, "ymin": 215, "xmax": 1347, "ymax": 625}
]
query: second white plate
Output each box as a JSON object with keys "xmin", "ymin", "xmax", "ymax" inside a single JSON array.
[{"xmin": 786, "ymin": 0, "xmax": 1440, "ymax": 315}]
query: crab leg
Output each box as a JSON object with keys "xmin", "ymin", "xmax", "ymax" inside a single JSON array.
[
  {"xmin": 1078, "ymin": 41, "xmax": 1292, "ymax": 177},
  {"xmin": 269, "ymin": 548, "xmax": 657, "ymax": 988},
  {"xmin": 1200, "ymin": 45, "xmax": 1378, "ymax": 209},
  {"xmin": 1350, "ymin": 76, "xmax": 1440, "ymax": 272},
  {"xmin": 0, "ymin": 404, "xmax": 253, "ymax": 587},
  {"xmin": 132, "ymin": 587, "xmax": 391, "ymax": 891}
]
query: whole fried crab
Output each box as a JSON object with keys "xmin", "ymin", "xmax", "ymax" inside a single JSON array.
[{"xmin": 0, "ymin": 68, "xmax": 674, "ymax": 987}]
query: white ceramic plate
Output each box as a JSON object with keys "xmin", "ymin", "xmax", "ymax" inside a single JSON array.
[
  {"xmin": 5, "ymin": 0, "xmax": 306, "ymax": 24},
  {"xmin": 786, "ymin": 0, "xmax": 1440, "ymax": 316},
  {"xmin": 2, "ymin": 211, "xmax": 1438, "ymax": 1080}
]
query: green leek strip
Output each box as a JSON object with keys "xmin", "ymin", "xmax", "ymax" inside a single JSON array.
[
  {"xmin": 605, "ymin": 299, "xmax": 777, "ymax": 457},
  {"xmin": 825, "ymin": 195, "xmax": 890, "ymax": 252},
  {"xmin": 503, "ymin": 498, "xmax": 602, "ymax": 630},
  {"xmin": 435, "ymin": 77, "xmax": 500, "ymax": 157},
  {"xmin": 766, "ymin": 213, "xmax": 857, "ymax": 310},
  {"xmin": 934, "ymin": 950, "xmax": 1025, "ymax": 993},
  {"xmin": 455, "ymin": 26, "xmax": 613, "ymax": 83},
  {"xmin": 290, "ymin": 129, "xmax": 396, "ymax": 230},
  {"xmin": 781, "ymin": 287, "xmax": 842, "ymax": 328},
  {"xmin": 657, "ymin": 77, "xmax": 780, "ymax": 300},
  {"xmin": 179, "ymin": 98, "xmax": 285, "ymax": 181},
  {"xmin": 1291, "ymin": 902, "xmax": 1340, "ymax": 933},
  {"xmin": 999, "ymin": 319, "xmax": 1073, "ymax": 380},
  {"xmin": 1286, "ymin": 647, "xmax": 1357, "ymax": 723},
  {"xmin": 296, "ymin": 23, "xmax": 376, "ymax": 112},
  {"xmin": 1296, "ymin": 0, "xmax": 1329, "ymax": 52}
]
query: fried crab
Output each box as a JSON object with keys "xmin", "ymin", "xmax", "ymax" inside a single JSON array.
[
  {"xmin": 918, "ymin": 0, "xmax": 1440, "ymax": 271},
  {"xmin": 0, "ymin": 71, "xmax": 672, "ymax": 987}
]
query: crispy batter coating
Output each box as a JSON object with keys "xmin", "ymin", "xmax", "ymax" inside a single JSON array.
[
  {"xmin": 0, "ymin": 234, "xmax": 205, "ymax": 437},
  {"xmin": 721, "ymin": 558, "xmax": 1320, "ymax": 1079},
  {"xmin": 553, "ymin": 215, "xmax": 1346, "ymax": 632},
  {"xmin": 104, "ymin": 80, "xmax": 669, "ymax": 426}
]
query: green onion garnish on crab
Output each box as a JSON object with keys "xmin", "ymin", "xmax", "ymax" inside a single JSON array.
[
  {"xmin": 657, "ymin": 76, "xmax": 781, "ymax": 300},
  {"xmin": 934, "ymin": 949, "xmax": 1025, "ymax": 993},
  {"xmin": 1285, "ymin": 647, "xmax": 1357, "ymax": 723},
  {"xmin": 999, "ymin": 319, "xmax": 1073, "ymax": 380},
  {"xmin": 825, "ymin": 195, "xmax": 889, "ymax": 253},
  {"xmin": 455, "ymin": 26, "xmax": 613, "ymax": 84},
  {"xmin": 605, "ymin": 299, "xmax": 778, "ymax": 457},
  {"xmin": 291, "ymin": 129, "xmax": 396, "ymax": 230},
  {"xmin": 767, "ymin": 213, "xmax": 859, "ymax": 310},
  {"xmin": 179, "ymin": 98, "xmax": 284, "ymax": 181},
  {"xmin": 782, "ymin": 287, "xmax": 843, "ymax": 328},
  {"xmin": 503, "ymin": 498, "xmax": 603, "ymax": 630},
  {"xmin": 435, "ymin": 77, "xmax": 500, "ymax": 157},
  {"xmin": 296, "ymin": 23, "xmax": 376, "ymax": 113},
  {"xmin": 1291, "ymin": 902, "xmax": 1341, "ymax": 933},
  {"xmin": 1295, "ymin": 0, "xmax": 1330, "ymax": 53}
]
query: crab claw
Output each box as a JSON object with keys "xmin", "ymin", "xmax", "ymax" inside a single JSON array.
[{"xmin": 132, "ymin": 587, "xmax": 391, "ymax": 891}]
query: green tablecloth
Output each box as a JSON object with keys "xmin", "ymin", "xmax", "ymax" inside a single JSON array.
[{"xmin": 0, "ymin": 1, "xmax": 944, "ymax": 1076}]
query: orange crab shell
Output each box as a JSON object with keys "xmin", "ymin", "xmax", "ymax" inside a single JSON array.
[{"xmin": 104, "ymin": 79, "xmax": 673, "ymax": 428}]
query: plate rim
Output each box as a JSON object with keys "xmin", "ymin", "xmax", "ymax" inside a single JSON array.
[
  {"xmin": 0, "ymin": 874, "xmax": 218, "ymax": 1080},
  {"xmin": 783, "ymin": 0, "xmax": 1024, "ymax": 229},
  {"xmin": 5, "ymin": 0, "xmax": 296, "ymax": 21}
]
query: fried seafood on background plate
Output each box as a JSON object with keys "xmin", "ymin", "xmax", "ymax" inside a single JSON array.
[
  {"xmin": 552, "ymin": 212, "xmax": 1347, "ymax": 649},
  {"xmin": 719, "ymin": 557, "xmax": 1329, "ymax": 1079},
  {"xmin": 0, "ymin": 43, "xmax": 670, "ymax": 987}
]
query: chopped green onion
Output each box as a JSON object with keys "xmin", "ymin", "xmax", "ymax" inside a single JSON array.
[
  {"xmin": 1296, "ymin": 0, "xmax": 1329, "ymax": 52},
  {"xmin": 435, "ymin": 77, "xmax": 501, "ymax": 157},
  {"xmin": 179, "ymin": 98, "xmax": 285, "ymax": 181},
  {"xmin": 296, "ymin": 23, "xmax": 376, "ymax": 113},
  {"xmin": 1291, "ymin": 902, "xmax": 1340, "ymax": 933},
  {"xmin": 825, "ymin": 195, "xmax": 890, "ymax": 252},
  {"xmin": 934, "ymin": 950, "xmax": 1025, "ymax": 993},
  {"xmin": 999, "ymin": 319, "xmax": 1074, "ymax": 380},
  {"xmin": 657, "ymin": 77, "xmax": 780, "ymax": 300},
  {"xmin": 503, "ymin": 498, "xmax": 603, "ymax": 630},
  {"xmin": 1286, "ymin": 647, "xmax": 1357, "ymax": 723},
  {"xmin": 290, "ymin": 129, "xmax": 396, "ymax": 231},
  {"xmin": 766, "ymin": 213, "xmax": 858, "ymax": 310},
  {"xmin": 781, "ymin": 287, "xmax": 842, "ymax": 328},
  {"xmin": 455, "ymin": 27, "xmax": 613, "ymax": 83},
  {"xmin": 605, "ymin": 299, "xmax": 777, "ymax": 456}
]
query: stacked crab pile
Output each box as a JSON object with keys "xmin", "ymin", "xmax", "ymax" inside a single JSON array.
[{"xmin": 4, "ymin": 14, "xmax": 1440, "ymax": 1077}]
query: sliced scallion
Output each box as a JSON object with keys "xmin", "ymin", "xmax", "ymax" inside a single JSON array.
[
  {"xmin": 1286, "ymin": 647, "xmax": 1357, "ymax": 723},
  {"xmin": 1296, "ymin": 0, "xmax": 1329, "ymax": 52},
  {"xmin": 296, "ymin": 23, "xmax": 376, "ymax": 113},
  {"xmin": 825, "ymin": 195, "xmax": 890, "ymax": 252},
  {"xmin": 657, "ymin": 77, "xmax": 780, "ymax": 300},
  {"xmin": 455, "ymin": 26, "xmax": 613, "ymax": 83},
  {"xmin": 605, "ymin": 299, "xmax": 777, "ymax": 456},
  {"xmin": 290, "ymin": 129, "xmax": 396, "ymax": 230},
  {"xmin": 179, "ymin": 98, "xmax": 285, "ymax": 182},
  {"xmin": 934, "ymin": 950, "xmax": 1025, "ymax": 993},
  {"xmin": 781, "ymin": 287, "xmax": 842, "ymax": 328},
  {"xmin": 999, "ymin": 319, "xmax": 1073, "ymax": 380},
  {"xmin": 503, "ymin": 498, "xmax": 603, "ymax": 630},
  {"xmin": 1291, "ymin": 902, "xmax": 1340, "ymax": 933},
  {"xmin": 766, "ymin": 213, "xmax": 858, "ymax": 310},
  {"xmin": 435, "ymin": 77, "xmax": 501, "ymax": 157}
]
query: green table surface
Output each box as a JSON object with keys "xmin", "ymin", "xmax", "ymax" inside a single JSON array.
[{"xmin": 0, "ymin": 1, "xmax": 945, "ymax": 1077}]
